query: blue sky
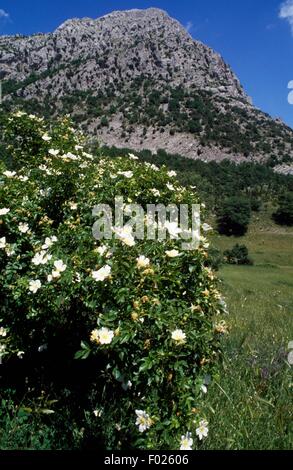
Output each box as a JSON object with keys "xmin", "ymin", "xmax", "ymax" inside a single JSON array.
[{"xmin": 1, "ymin": 0, "xmax": 293, "ymax": 128}]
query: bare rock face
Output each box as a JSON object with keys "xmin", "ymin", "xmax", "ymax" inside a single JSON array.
[
  {"xmin": 0, "ymin": 8, "xmax": 245, "ymax": 99},
  {"xmin": 1, "ymin": 8, "xmax": 293, "ymax": 167}
]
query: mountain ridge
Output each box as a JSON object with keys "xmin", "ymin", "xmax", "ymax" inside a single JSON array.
[{"xmin": 1, "ymin": 8, "xmax": 293, "ymax": 172}]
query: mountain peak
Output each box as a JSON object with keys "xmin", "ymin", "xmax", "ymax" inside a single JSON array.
[
  {"xmin": 56, "ymin": 8, "xmax": 170, "ymax": 31},
  {"xmin": 100, "ymin": 7, "xmax": 169, "ymax": 17},
  {"xmin": 1, "ymin": 8, "xmax": 293, "ymax": 168}
]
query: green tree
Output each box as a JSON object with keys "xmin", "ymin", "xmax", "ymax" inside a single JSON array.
[
  {"xmin": 273, "ymin": 192, "xmax": 293, "ymax": 226},
  {"xmin": 100, "ymin": 116, "xmax": 109, "ymax": 127},
  {"xmin": 224, "ymin": 244, "xmax": 253, "ymax": 265},
  {"xmin": 217, "ymin": 197, "xmax": 251, "ymax": 236}
]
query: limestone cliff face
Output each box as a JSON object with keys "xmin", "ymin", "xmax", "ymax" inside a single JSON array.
[
  {"xmin": 0, "ymin": 8, "xmax": 246, "ymax": 100},
  {"xmin": 1, "ymin": 8, "xmax": 293, "ymax": 168}
]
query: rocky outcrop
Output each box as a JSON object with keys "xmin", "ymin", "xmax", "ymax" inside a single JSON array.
[{"xmin": 1, "ymin": 8, "xmax": 293, "ymax": 166}]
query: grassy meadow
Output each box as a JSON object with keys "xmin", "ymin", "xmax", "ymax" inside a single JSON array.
[{"xmin": 202, "ymin": 213, "xmax": 293, "ymax": 449}]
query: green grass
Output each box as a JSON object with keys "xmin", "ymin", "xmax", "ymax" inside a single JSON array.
[{"xmin": 202, "ymin": 216, "xmax": 293, "ymax": 449}]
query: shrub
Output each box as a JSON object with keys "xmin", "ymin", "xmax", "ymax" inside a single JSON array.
[
  {"xmin": 100, "ymin": 116, "xmax": 109, "ymax": 127},
  {"xmin": 0, "ymin": 111, "xmax": 227, "ymax": 450},
  {"xmin": 217, "ymin": 197, "xmax": 251, "ymax": 236},
  {"xmin": 273, "ymin": 192, "xmax": 293, "ymax": 226},
  {"xmin": 205, "ymin": 247, "xmax": 223, "ymax": 271},
  {"xmin": 250, "ymin": 198, "xmax": 262, "ymax": 212},
  {"xmin": 223, "ymin": 244, "xmax": 253, "ymax": 265}
]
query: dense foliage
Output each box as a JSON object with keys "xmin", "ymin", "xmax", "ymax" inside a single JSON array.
[
  {"xmin": 273, "ymin": 192, "xmax": 293, "ymax": 226},
  {"xmin": 99, "ymin": 146, "xmax": 293, "ymax": 211},
  {"xmin": 223, "ymin": 244, "xmax": 253, "ymax": 266},
  {"xmin": 3, "ymin": 76, "xmax": 293, "ymax": 164},
  {"xmin": 216, "ymin": 197, "xmax": 252, "ymax": 236},
  {"xmin": 0, "ymin": 111, "xmax": 228, "ymax": 450}
]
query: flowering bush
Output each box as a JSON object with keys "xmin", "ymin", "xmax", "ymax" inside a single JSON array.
[{"xmin": 0, "ymin": 111, "xmax": 228, "ymax": 450}]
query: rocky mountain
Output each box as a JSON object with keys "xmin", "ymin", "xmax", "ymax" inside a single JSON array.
[{"xmin": 1, "ymin": 7, "xmax": 293, "ymax": 170}]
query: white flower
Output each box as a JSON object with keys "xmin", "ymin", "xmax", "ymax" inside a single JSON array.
[
  {"xmin": 98, "ymin": 327, "xmax": 114, "ymax": 345},
  {"xmin": 5, "ymin": 246, "xmax": 15, "ymax": 257},
  {"xmin": 167, "ymin": 183, "xmax": 175, "ymax": 191},
  {"xmin": 164, "ymin": 221, "xmax": 182, "ymax": 238},
  {"xmin": 32, "ymin": 251, "xmax": 51, "ymax": 266},
  {"xmin": 51, "ymin": 270, "xmax": 61, "ymax": 279},
  {"xmin": 73, "ymin": 272, "xmax": 81, "ymax": 283},
  {"xmin": 168, "ymin": 170, "xmax": 177, "ymax": 177},
  {"xmin": 43, "ymin": 252, "xmax": 52, "ymax": 263},
  {"xmin": 180, "ymin": 432, "xmax": 193, "ymax": 450},
  {"xmin": 18, "ymin": 175, "xmax": 29, "ymax": 182},
  {"xmin": 0, "ymin": 208, "xmax": 10, "ymax": 216},
  {"xmin": 171, "ymin": 329, "xmax": 186, "ymax": 344},
  {"xmin": 28, "ymin": 279, "xmax": 41, "ymax": 293},
  {"xmin": 145, "ymin": 163, "xmax": 159, "ymax": 171},
  {"xmin": 54, "ymin": 259, "xmax": 67, "ymax": 273},
  {"xmin": 83, "ymin": 151, "xmax": 94, "ymax": 160},
  {"xmin": 0, "ymin": 327, "xmax": 7, "ymax": 337},
  {"xmin": 14, "ymin": 110, "xmax": 26, "ymax": 117},
  {"xmin": 202, "ymin": 223, "xmax": 213, "ymax": 232},
  {"xmin": 93, "ymin": 409, "xmax": 103, "ymax": 418},
  {"xmin": 18, "ymin": 223, "xmax": 30, "ymax": 234},
  {"xmin": 150, "ymin": 188, "xmax": 160, "ymax": 197},
  {"xmin": 0, "ymin": 237, "xmax": 7, "ymax": 249},
  {"xmin": 165, "ymin": 249, "xmax": 181, "ymax": 258},
  {"xmin": 62, "ymin": 152, "xmax": 78, "ymax": 161},
  {"xmin": 201, "ymin": 235, "xmax": 210, "ymax": 249},
  {"xmin": 31, "ymin": 252, "xmax": 44, "ymax": 266},
  {"xmin": 48, "ymin": 149, "xmax": 60, "ymax": 156},
  {"xmin": 113, "ymin": 226, "xmax": 135, "ymax": 247},
  {"xmin": 38, "ymin": 165, "xmax": 48, "ymax": 172},
  {"xmin": 69, "ymin": 202, "xmax": 78, "ymax": 210},
  {"xmin": 17, "ymin": 351, "xmax": 25, "ymax": 359},
  {"xmin": 3, "ymin": 171, "xmax": 16, "ymax": 178},
  {"xmin": 42, "ymin": 133, "xmax": 52, "ymax": 142},
  {"xmin": 118, "ymin": 171, "xmax": 133, "ymax": 178},
  {"xmin": 136, "ymin": 255, "xmax": 150, "ymax": 269},
  {"xmin": 97, "ymin": 245, "xmax": 108, "ymax": 256},
  {"xmin": 91, "ymin": 327, "xmax": 114, "ymax": 345},
  {"xmin": 201, "ymin": 384, "xmax": 208, "ymax": 394},
  {"xmin": 42, "ymin": 236, "xmax": 57, "ymax": 250},
  {"xmin": 47, "ymin": 274, "xmax": 53, "ymax": 282},
  {"xmin": 91, "ymin": 265, "xmax": 111, "ymax": 282},
  {"xmin": 39, "ymin": 189, "xmax": 49, "ymax": 197},
  {"xmin": 129, "ymin": 153, "xmax": 139, "ymax": 160},
  {"xmin": 196, "ymin": 420, "xmax": 209, "ymax": 440},
  {"xmin": 135, "ymin": 410, "xmax": 153, "ymax": 433}
]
